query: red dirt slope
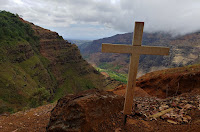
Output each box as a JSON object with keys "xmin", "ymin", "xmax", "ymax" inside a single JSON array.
[
  {"xmin": 137, "ymin": 64, "xmax": 200, "ymax": 98},
  {"xmin": 0, "ymin": 103, "xmax": 55, "ymax": 132}
]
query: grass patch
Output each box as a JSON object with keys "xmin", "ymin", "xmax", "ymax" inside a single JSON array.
[
  {"xmin": 96, "ymin": 66, "xmax": 127, "ymax": 83},
  {"xmin": 99, "ymin": 62, "xmax": 113, "ymax": 69}
]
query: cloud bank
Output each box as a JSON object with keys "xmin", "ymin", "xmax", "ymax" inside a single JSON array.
[{"xmin": 1, "ymin": 0, "xmax": 200, "ymax": 39}]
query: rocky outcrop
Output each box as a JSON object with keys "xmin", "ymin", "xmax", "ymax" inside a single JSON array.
[
  {"xmin": 46, "ymin": 89, "xmax": 124, "ymax": 132},
  {"xmin": 7, "ymin": 44, "xmax": 34, "ymax": 63}
]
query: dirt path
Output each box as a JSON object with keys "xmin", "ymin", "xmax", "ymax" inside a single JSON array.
[{"xmin": 0, "ymin": 103, "xmax": 55, "ymax": 132}]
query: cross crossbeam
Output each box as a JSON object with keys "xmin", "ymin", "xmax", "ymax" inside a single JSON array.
[
  {"xmin": 102, "ymin": 44, "xmax": 169, "ymax": 55},
  {"xmin": 102, "ymin": 22, "xmax": 170, "ymax": 115}
]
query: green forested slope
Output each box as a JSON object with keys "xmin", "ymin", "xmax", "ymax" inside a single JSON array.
[
  {"xmin": 0, "ymin": 11, "xmax": 118, "ymax": 114},
  {"xmin": 0, "ymin": 11, "xmax": 54, "ymax": 113}
]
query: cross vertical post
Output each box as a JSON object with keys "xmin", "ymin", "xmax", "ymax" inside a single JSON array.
[
  {"xmin": 101, "ymin": 21, "xmax": 170, "ymax": 124},
  {"xmin": 124, "ymin": 22, "xmax": 144, "ymax": 115}
]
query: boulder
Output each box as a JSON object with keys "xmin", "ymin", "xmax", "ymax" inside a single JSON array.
[{"xmin": 46, "ymin": 89, "xmax": 124, "ymax": 132}]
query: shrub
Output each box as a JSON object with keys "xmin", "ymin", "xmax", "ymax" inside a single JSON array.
[{"xmin": 29, "ymin": 87, "xmax": 50, "ymax": 108}]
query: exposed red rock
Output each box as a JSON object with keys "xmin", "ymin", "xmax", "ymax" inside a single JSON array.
[
  {"xmin": 137, "ymin": 64, "xmax": 200, "ymax": 98},
  {"xmin": 46, "ymin": 89, "xmax": 124, "ymax": 132},
  {"xmin": 109, "ymin": 84, "xmax": 150, "ymax": 97}
]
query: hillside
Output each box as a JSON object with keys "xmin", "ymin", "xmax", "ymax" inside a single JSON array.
[
  {"xmin": 1, "ymin": 65, "xmax": 199, "ymax": 132},
  {"xmin": 80, "ymin": 32, "xmax": 200, "ymax": 79},
  {"xmin": 0, "ymin": 11, "xmax": 120, "ymax": 114}
]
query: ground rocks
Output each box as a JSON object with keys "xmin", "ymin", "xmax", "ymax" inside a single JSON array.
[
  {"xmin": 46, "ymin": 89, "xmax": 124, "ymax": 132},
  {"xmin": 133, "ymin": 94, "xmax": 200, "ymax": 124}
]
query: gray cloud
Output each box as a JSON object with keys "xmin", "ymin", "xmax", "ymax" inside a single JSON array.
[{"xmin": 0, "ymin": 0, "xmax": 200, "ymax": 39}]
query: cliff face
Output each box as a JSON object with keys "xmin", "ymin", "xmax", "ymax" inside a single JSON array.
[
  {"xmin": 0, "ymin": 11, "xmax": 119, "ymax": 114},
  {"xmin": 30, "ymin": 23, "xmax": 121, "ymax": 100}
]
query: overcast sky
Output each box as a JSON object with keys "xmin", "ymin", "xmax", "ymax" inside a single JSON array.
[{"xmin": 1, "ymin": 0, "xmax": 200, "ymax": 40}]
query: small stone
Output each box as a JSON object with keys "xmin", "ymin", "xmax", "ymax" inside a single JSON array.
[
  {"xmin": 183, "ymin": 104, "xmax": 195, "ymax": 110},
  {"xmin": 160, "ymin": 113, "xmax": 170, "ymax": 119},
  {"xmin": 115, "ymin": 128, "xmax": 122, "ymax": 132},
  {"xmin": 171, "ymin": 114, "xmax": 177, "ymax": 118},
  {"xmin": 182, "ymin": 117, "xmax": 188, "ymax": 123},
  {"xmin": 159, "ymin": 105, "xmax": 169, "ymax": 111},
  {"xmin": 185, "ymin": 115, "xmax": 191, "ymax": 120},
  {"xmin": 188, "ymin": 101, "xmax": 193, "ymax": 104},
  {"xmin": 167, "ymin": 119, "xmax": 178, "ymax": 124},
  {"xmin": 179, "ymin": 109, "xmax": 184, "ymax": 115},
  {"xmin": 179, "ymin": 103, "xmax": 184, "ymax": 107},
  {"xmin": 182, "ymin": 100, "xmax": 188, "ymax": 103},
  {"xmin": 137, "ymin": 104, "xmax": 142, "ymax": 109},
  {"xmin": 175, "ymin": 97, "xmax": 180, "ymax": 101},
  {"xmin": 177, "ymin": 117, "xmax": 183, "ymax": 123},
  {"xmin": 177, "ymin": 105, "xmax": 182, "ymax": 109},
  {"xmin": 150, "ymin": 117, "xmax": 157, "ymax": 121},
  {"xmin": 12, "ymin": 129, "xmax": 18, "ymax": 132},
  {"xmin": 171, "ymin": 102, "xmax": 177, "ymax": 107},
  {"xmin": 143, "ymin": 113, "xmax": 148, "ymax": 118}
]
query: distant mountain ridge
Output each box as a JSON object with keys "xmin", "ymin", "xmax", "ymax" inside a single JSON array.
[
  {"xmin": 67, "ymin": 39, "xmax": 92, "ymax": 47},
  {"xmin": 80, "ymin": 31, "xmax": 200, "ymax": 77}
]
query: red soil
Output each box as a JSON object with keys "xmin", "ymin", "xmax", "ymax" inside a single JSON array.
[{"xmin": 1, "ymin": 65, "xmax": 200, "ymax": 132}]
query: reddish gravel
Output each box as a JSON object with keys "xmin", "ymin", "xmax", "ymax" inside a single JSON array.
[{"xmin": 0, "ymin": 103, "xmax": 56, "ymax": 132}]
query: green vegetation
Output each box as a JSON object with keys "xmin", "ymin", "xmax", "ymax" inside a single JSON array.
[
  {"xmin": 97, "ymin": 62, "xmax": 128, "ymax": 83},
  {"xmin": 114, "ymin": 65, "xmax": 123, "ymax": 70},
  {"xmin": 0, "ymin": 11, "xmax": 108, "ymax": 114},
  {"xmin": 29, "ymin": 87, "xmax": 50, "ymax": 108},
  {"xmin": 99, "ymin": 62, "xmax": 113, "ymax": 69},
  {"xmin": 52, "ymin": 63, "xmax": 97, "ymax": 101},
  {"xmin": 0, "ymin": 11, "xmax": 55, "ymax": 114},
  {"xmin": 96, "ymin": 66, "xmax": 127, "ymax": 83},
  {"xmin": 0, "ymin": 11, "xmax": 39, "ymax": 46},
  {"xmin": 99, "ymin": 62, "xmax": 123, "ymax": 71}
]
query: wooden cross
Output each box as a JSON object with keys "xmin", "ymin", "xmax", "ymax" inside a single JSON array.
[{"xmin": 102, "ymin": 22, "xmax": 170, "ymax": 120}]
